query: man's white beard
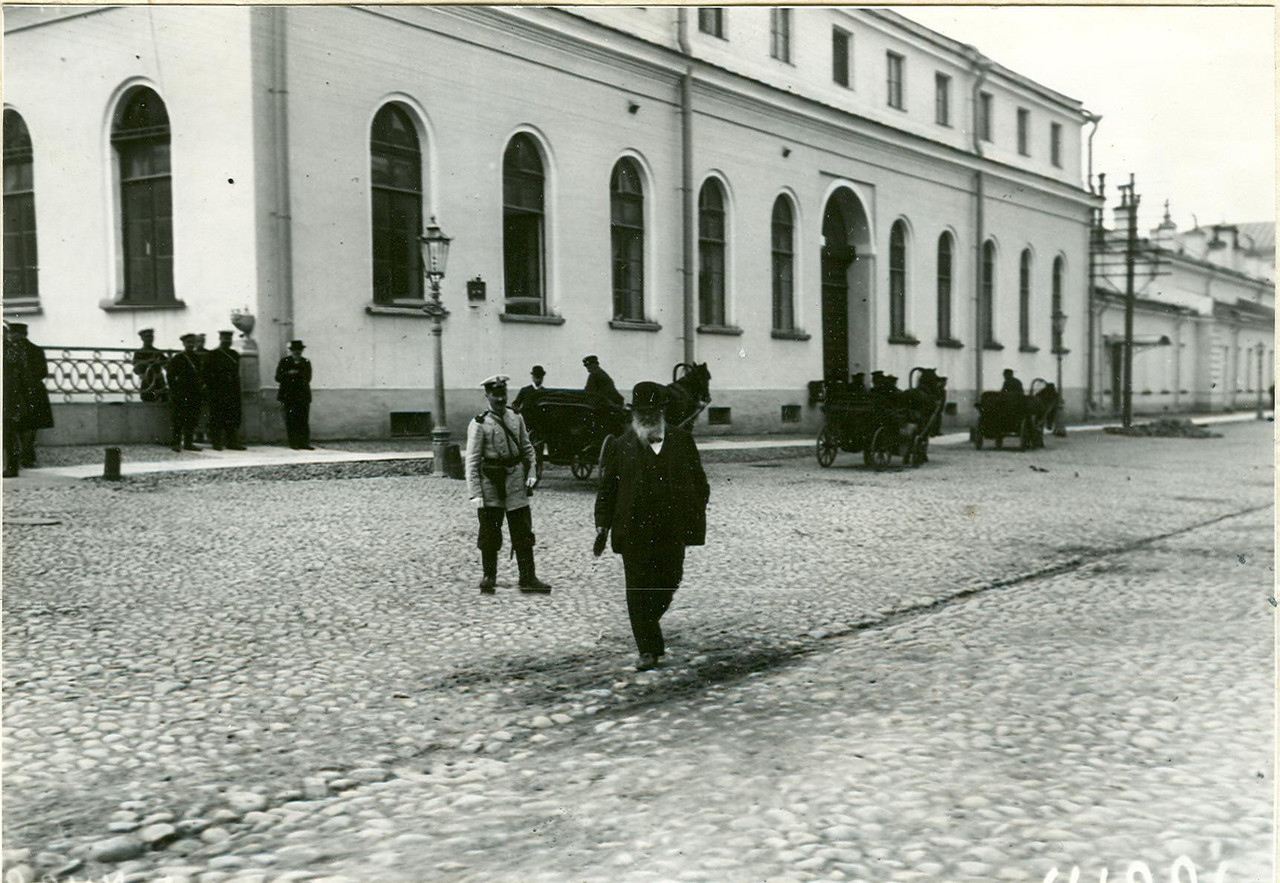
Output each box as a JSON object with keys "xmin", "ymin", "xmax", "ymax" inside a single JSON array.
[{"xmin": 632, "ymin": 412, "xmax": 665, "ymax": 442}]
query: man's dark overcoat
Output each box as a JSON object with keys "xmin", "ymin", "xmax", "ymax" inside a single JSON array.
[
  {"xmin": 594, "ymin": 426, "xmax": 709, "ymax": 556},
  {"xmin": 14, "ymin": 339, "xmax": 53, "ymax": 430}
]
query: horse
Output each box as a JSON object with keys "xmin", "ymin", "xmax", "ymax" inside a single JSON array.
[{"xmin": 664, "ymin": 362, "xmax": 712, "ymax": 428}]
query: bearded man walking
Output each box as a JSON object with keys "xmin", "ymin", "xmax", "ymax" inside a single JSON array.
[{"xmin": 594, "ymin": 381, "xmax": 710, "ymax": 671}]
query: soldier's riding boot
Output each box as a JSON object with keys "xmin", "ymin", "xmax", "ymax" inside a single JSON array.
[
  {"xmin": 516, "ymin": 548, "xmax": 551, "ymax": 593},
  {"xmin": 479, "ymin": 550, "xmax": 498, "ymax": 594}
]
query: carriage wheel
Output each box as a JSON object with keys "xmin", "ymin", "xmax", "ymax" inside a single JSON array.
[
  {"xmin": 870, "ymin": 427, "xmax": 893, "ymax": 470},
  {"xmin": 816, "ymin": 425, "xmax": 838, "ymax": 468},
  {"xmin": 571, "ymin": 455, "xmax": 594, "ymax": 480}
]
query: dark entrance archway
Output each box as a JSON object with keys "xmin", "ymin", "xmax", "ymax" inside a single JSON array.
[{"xmin": 820, "ymin": 187, "xmax": 873, "ymax": 385}]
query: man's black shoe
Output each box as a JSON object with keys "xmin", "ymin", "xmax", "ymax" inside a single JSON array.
[
  {"xmin": 183, "ymin": 444, "xmax": 202, "ymax": 451},
  {"xmin": 227, "ymin": 445, "xmax": 247, "ymax": 451},
  {"xmin": 635, "ymin": 655, "xmax": 659, "ymax": 672},
  {"xmin": 519, "ymin": 578, "xmax": 551, "ymax": 594},
  {"xmin": 479, "ymin": 574, "xmax": 496, "ymax": 593},
  {"xmin": 3, "ymin": 469, "xmax": 17, "ymax": 478},
  {"xmin": 171, "ymin": 445, "xmax": 182, "ymax": 453},
  {"xmin": 212, "ymin": 445, "xmax": 224, "ymax": 451}
]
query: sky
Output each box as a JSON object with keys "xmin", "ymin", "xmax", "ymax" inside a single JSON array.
[{"xmin": 900, "ymin": 5, "xmax": 1276, "ymax": 234}]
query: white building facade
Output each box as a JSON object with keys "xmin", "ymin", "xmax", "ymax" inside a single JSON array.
[{"xmin": 5, "ymin": 6, "xmax": 1100, "ymax": 443}]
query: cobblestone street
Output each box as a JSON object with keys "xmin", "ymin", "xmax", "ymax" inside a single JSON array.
[{"xmin": 3, "ymin": 422, "xmax": 1273, "ymax": 882}]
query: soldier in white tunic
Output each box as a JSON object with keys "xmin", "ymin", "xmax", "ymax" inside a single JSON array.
[{"xmin": 465, "ymin": 374, "xmax": 551, "ymax": 595}]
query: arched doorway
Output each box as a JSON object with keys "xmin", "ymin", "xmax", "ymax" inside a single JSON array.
[{"xmin": 820, "ymin": 187, "xmax": 873, "ymax": 385}]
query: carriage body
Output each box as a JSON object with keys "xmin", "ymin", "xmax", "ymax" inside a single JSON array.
[
  {"xmin": 972, "ymin": 389, "xmax": 1044, "ymax": 451},
  {"xmin": 816, "ymin": 367, "xmax": 946, "ymax": 469},
  {"xmin": 520, "ymin": 389, "xmax": 628, "ymax": 479}
]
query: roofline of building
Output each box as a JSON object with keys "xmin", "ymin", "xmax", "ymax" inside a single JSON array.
[{"xmin": 867, "ymin": 9, "xmax": 1090, "ymax": 118}]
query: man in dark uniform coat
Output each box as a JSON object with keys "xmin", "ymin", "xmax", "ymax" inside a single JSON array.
[
  {"xmin": 465, "ymin": 374, "xmax": 550, "ymax": 595},
  {"xmin": 1001, "ymin": 368, "xmax": 1025, "ymax": 396},
  {"xmin": 583, "ymin": 354, "xmax": 624, "ymax": 407},
  {"xmin": 166, "ymin": 333, "xmax": 205, "ymax": 452},
  {"xmin": 511, "ymin": 364, "xmax": 546, "ymax": 414},
  {"xmin": 8, "ymin": 323, "xmax": 53, "ymax": 468},
  {"xmin": 3, "ymin": 324, "xmax": 32, "ymax": 477},
  {"xmin": 275, "ymin": 339, "xmax": 314, "ymax": 450},
  {"xmin": 193, "ymin": 333, "xmax": 212, "ymax": 443},
  {"xmin": 132, "ymin": 328, "xmax": 168, "ymax": 403},
  {"xmin": 204, "ymin": 330, "xmax": 246, "ymax": 451},
  {"xmin": 594, "ymin": 381, "xmax": 710, "ymax": 671}
]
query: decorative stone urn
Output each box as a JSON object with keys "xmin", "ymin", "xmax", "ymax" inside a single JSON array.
[{"xmin": 230, "ymin": 308, "xmax": 257, "ymax": 352}]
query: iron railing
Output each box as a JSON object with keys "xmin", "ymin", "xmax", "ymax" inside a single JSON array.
[{"xmin": 41, "ymin": 346, "xmax": 175, "ymax": 402}]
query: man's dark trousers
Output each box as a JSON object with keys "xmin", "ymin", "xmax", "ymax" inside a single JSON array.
[
  {"xmin": 284, "ymin": 402, "xmax": 310, "ymax": 448},
  {"xmin": 623, "ymin": 544, "xmax": 684, "ymax": 657}
]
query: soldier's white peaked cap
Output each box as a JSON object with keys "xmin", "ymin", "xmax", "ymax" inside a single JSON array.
[{"xmin": 480, "ymin": 374, "xmax": 510, "ymax": 390}]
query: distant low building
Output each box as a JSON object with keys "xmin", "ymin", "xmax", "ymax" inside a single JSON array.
[{"xmin": 1090, "ymin": 197, "xmax": 1273, "ymax": 415}]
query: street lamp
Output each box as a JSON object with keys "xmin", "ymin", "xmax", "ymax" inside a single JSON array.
[
  {"xmin": 420, "ymin": 216, "xmax": 454, "ymax": 476},
  {"xmin": 1051, "ymin": 309, "xmax": 1069, "ymax": 437}
]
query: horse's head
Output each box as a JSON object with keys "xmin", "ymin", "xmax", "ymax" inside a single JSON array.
[{"xmin": 673, "ymin": 362, "xmax": 712, "ymax": 403}]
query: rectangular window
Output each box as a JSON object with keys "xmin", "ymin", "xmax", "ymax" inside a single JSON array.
[
  {"xmin": 886, "ymin": 52, "xmax": 905, "ymax": 110},
  {"xmin": 977, "ymin": 91, "xmax": 993, "ymax": 142},
  {"xmin": 1050, "ymin": 122, "xmax": 1063, "ymax": 168},
  {"xmin": 1017, "ymin": 108, "xmax": 1030, "ymax": 155},
  {"xmin": 832, "ymin": 28, "xmax": 850, "ymax": 87},
  {"xmin": 934, "ymin": 73, "xmax": 951, "ymax": 126},
  {"xmin": 770, "ymin": 9, "xmax": 792, "ymax": 63},
  {"xmin": 698, "ymin": 8, "xmax": 725, "ymax": 39},
  {"xmin": 2, "ymin": 159, "xmax": 37, "ymax": 300}
]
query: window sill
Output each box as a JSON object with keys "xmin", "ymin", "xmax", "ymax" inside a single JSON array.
[
  {"xmin": 697, "ymin": 324, "xmax": 743, "ymax": 336},
  {"xmin": 366, "ymin": 302, "xmax": 433, "ymax": 318},
  {"xmin": 609, "ymin": 319, "xmax": 661, "ymax": 332},
  {"xmin": 499, "ymin": 313, "xmax": 565, "ymax": 326},
  {"xmin": 1019, "ymin": 344, "xmax": 1040, "ymax": 353},
  {"xmin": 982, "ymin": 341, "xmax": 1005, "ymax": 351},
  {"xmin": 3, "ymin": 299, "xmax": 42, "ymax": 316},
  {"xmin": 771, "ymin": 328, "xmax": 811, "ymax": 341},
  {"xmin": 936, "ymin": 338, "xmax": 964, "ymax": 349},
  {"xmin": 100, "ymin": 299, "xmax": 187, "ymax": 312},
  {"xmin": 888, "ymin": 334, "xmax": 920, "ymax": 346}
]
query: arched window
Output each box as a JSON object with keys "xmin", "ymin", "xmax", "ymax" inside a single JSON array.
[
  {"xmin": 112, "ymin": 87, "xmax": 173, "ymax": 303},
  {"xmin": 3, "ymin": 109, "xmax": 38, "ymax": 301},
  {"xmin": 1019, "ymin": 249, "xmax": 1033, "ymax": 349},
  {"xmin": 1051, "ymin": 256, "xmax": 1065, "ymax": 352},
  {"xmin": 610, "ymin": 158, "xmax": 644, "ymax": 321},
  {"xmin": 981, "ymin": 240, "xmax": 996, "ymax": 346},
  {"xmin": 698, "ymin": 179, "xmax": 726, "ymax": 326},
  {"xmin": 370, "ymin": 104, "xmax": 423, "ymax": 303},
  {"xmin": 936, "ymin": 232, "xmax": 953, "ymax": 342},
  {"xmin": 503, "ymin": 133, "xmax": 545, "ymax": 316},
  {"xmin": 889, "ymin": 221, "xmax": 908, "ymax": 337},
  {"xmin": 771, "ymin": 196, "xmax": 794, "ymax": 332}
]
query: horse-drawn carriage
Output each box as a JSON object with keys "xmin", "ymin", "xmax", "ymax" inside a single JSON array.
[
  {"xmin": 816, "ymin": 367, "xmax": 948, "ymax": 469},
  {"xmin": 971, "ymin": 378, "xmax": 1058, "ymax": 451},
  {"xmin": 520, "ymin": 362, "xmax": 712, "ymax": 480}
]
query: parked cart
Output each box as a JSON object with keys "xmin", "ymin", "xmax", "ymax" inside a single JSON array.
[
  {"xmin": 971, "ymin": 378, "xmax": 1058, "ymax": 451},
  {"xmin": 815, "ymin": 367, "xmax": 947, "ymax": 469}
]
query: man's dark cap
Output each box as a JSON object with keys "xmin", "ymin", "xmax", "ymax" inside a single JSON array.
[
  {"xmin": 8, "ymin": 323, "xmax": 28, "ymax": 333},
  {"xmin": 582, "ymin": 355, "xmax": 599, "ymax": 366},
  {"xmin": 218, "ymin": 329, "xmax": 234, "ymax": 338},
  {"xmin": 1003, "ymin": 368, "xmax": 1014, "ymax": 376},
  {"xmin": 180, "ymin": 333, "xmax": 199, "ymax": 343},
  {"xmin": 289, "ymin": 339, "xmax": 305, "ymax": 351},
  {"xmin": 531, "ymin": 365, "xmax": 546, "ymax": 377},
  {"xmin": 630, "ymin": 381, "xmax": 667, "ymax": 410},
  {"xmin": 138, "ymin": 328, "xmax": 155, "ymax": 337}
]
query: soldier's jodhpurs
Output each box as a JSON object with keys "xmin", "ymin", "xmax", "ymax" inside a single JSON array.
[{"xmin": 476, "ymin": 505, "xmax": 535, "ymax": 553}]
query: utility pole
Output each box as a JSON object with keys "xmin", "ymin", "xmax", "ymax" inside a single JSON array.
[{"xmin": 1119, "ymin": 174, "xmax": 1139, "ymax": 429}]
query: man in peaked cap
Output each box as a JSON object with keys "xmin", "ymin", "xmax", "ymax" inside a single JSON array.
[
  {"xmin": 165, "ymin": 333, "xmax": 205, "ymax": 452},
  {"xmin": 275, "ymin": 339, "xmax": 313, "ymax": 450},
  {"xmin": 7, "ymin": 322, "xmax": 53, "ymax": 468},
  {"xmin": 593, "ymin": 380, "xmax": 710, "ymax": 672},
  {"xmin": 204, "ymin": 330, "xmax": 246, "ymax": 451},
  {"xmin": 132, "ymin": 328, "xmax": 168, "ymax": 404},
  {"xmin": 464, "ymin": 373, "xmax": 550, "ymax": 595},
  {"xmin": 583, "ymin": 354, "xmax": 624, "ymax": 408}
]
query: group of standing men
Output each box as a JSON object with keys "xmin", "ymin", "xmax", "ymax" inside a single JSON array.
[
  {"xmin": 465, "ymin": 362, "xmax": 710, "ymax": 673},
  {"xmin": 132, "ymin": 329, "xmax": 313, "ymax": 452}
]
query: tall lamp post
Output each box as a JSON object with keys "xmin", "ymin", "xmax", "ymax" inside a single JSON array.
[
  {"xmin": 1052, "ymin": 309, "xmax": 1068, "ymax": 437},
  {"xmin": 421, "ymin": 216, "xmax": 454, "ymax": 476}
]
